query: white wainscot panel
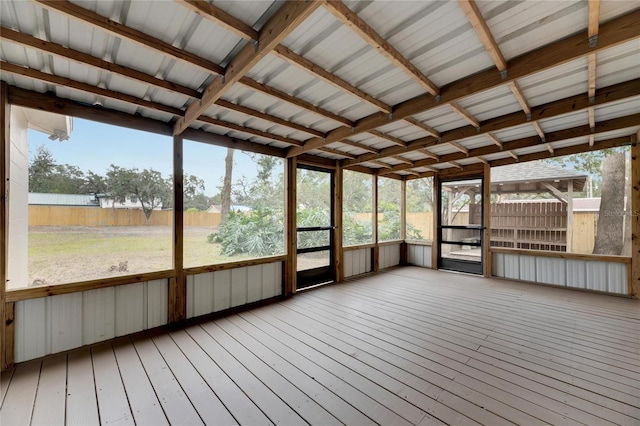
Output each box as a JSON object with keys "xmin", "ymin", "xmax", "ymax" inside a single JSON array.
[
  {"xmin": 15, "ymin": 279, "xmax": 170, "ymax": 363},
  {"xmin": 379, "ymin": 244, "xmax": 401, "ymax": 269},
  {"xmin": 536, "ymin": 257, "xmax": 566, "ymax": 286},
  {"xmin": 519, "ymin": 255, "xmax": 536, "ymax": 282},
  {"xmin": 344, "ymin": 248, "xmax": 372, "ymax": 278},
  {"xmin": 605, "ymin": 262, "xmax": 627, "ymax": 294},
  {"xmin": 407, "ymin": 244, "xmax": 432, "ymax": 268},
  {"xmin": 492, "ymin": 252, "xmax": 505, "ymax": 277},
  {"xmin": 566, "ymin": 259, "xmax": 587, "ymax": 289},
  {"xmin": 503, "ymin": 254, "xmax": 520, "ymax": 280}
]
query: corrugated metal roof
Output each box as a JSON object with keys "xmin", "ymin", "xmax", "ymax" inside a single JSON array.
[{"xmin": 29, "ymin": 192, "xmax": 99, "ymax": 207}]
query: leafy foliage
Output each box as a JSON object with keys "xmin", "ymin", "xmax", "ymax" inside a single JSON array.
[{"xmin": 208, "ymin": 208, "xmax": 284, "ymax": 257}]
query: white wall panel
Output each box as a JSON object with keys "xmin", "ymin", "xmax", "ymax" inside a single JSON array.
[
  {"xmin": 231, "ymin": 268, "xmax": 248, "ymax": 307},
  {"xmin": 115, "ymin": 282, "xmax": 146, "ymax": 337},
  {"xmin": 15, "ymin": 279, "xmax": 170, "ymax": 363},
  {"xmin": 213, "ymin": 270, "xmax": 232, "ymax": 312},
  {"xmin": 379, "ymin": 244, "xmax": 401, "ymax": 270},
  {"xmin": 50, "ymin": 293, "xmax": 83, "ymax": 353},
  {"xmin": 536, "ymin": 257, "xmax": 566, "ymax": 286},
  {"xmin": 247, "ymin": 265, "xmax": 263, "ymax": 303},
  {"xmin": 147, "ymin": 279, "xmax": 168, "ymax": 328},
  {"xmin": 606, "ymin": 263, "xmax": 627, "ymax": 294},
  {"xmin": 261, "ymin": 262, "xmax": 281, "ymax": 299},
  {"xmin": 519, "ymin": 256, "xmax": 536, "ymax": 282},
  {"xmin": 406, "ymin": 244, "xmax": 432, "ymax": 268},
  {"xmin": 344, "ymin": 248, "xmax": 372, "ymax": 278},
  {"xmin": 492, "ymin": 252, "xmax": 628, "ymax": 296},
  {"xmin": 190, "ymin": 272, "xmax": 215, "ymax": 318},
  {"xmin": 344, "ymin": 251, "xmax": 354, "ymax": 277},
  {"xmin": 83, "ymin": 288, "xmax": 116, "ymax": 345}
]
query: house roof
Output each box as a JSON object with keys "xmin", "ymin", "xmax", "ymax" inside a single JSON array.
[
  {"xmin": 1, "ymin": 1, "xmax": 638, "ymax": 177},
  {"xmin": 28, "ymin": 192, "xmax": 98, "ymax": 207}
]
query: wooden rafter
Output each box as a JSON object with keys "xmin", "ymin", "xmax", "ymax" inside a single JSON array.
[
  {"xmin": 174, "ymin": 0, "xmax": 324, "ymax": 135},
  {"xmin": 589, "ymin": 134, "xmax": 595, "ymax": 147},
  {"xmin": 458, "ymin": 0, "xmax": 507, "ymax": 71},
  {"xmin": 588, "ymin": 107, "xmax": 596, "ymax": 129},
  {"xmin": 532, "ymin": 121, "xmax": 545, "ymax": 140},
  {"xmin": 33, "ymin": 0, "xmax": 225, "ymax": 74},
  {"xmin": 542, "ymin": 182, "xmax": 569, "ymax": 203},
  {"xmin": 476, "ymin": 156, "xmax": 490, "ymax": 165},
  {"xmin": 287, "ymin": 9, "xmax": 640, "ymax": 157},
  {"xmin": 391, "ymin": 155, "xmax": 413, "ymax": 165},
  {"xmin": 508, "ymin": 81, "xmax": 531, "ymax": 115},
  {"xmin": 341, "ymin": 79, "xmax": 640, "ymax": 167},
  {"xmin": 368, "ymin": 160, "xmax": 393, "ymax": 169},
  {"xmin": 449, "ymin": 101, "xmax": 479, "ymax": 128},
  {"xmin": 418, "ymin": 149, "xmax": 439, "ymax": 161},
  {"xmin": 588, "ymin": 54, "xmax": 597, "ymax": 100},
  {"xmin": 215, "ymin": 99, "xmax": 324, "ymax": 138},
  {"xmin": 323, "ymin": 1, "xmax": 439, "ymax": 96},
  {"xmin": 177, "ymin": 0, "xmax": 259, "ymax": 41},
  {"xmin": 351, "ymin": 113, "xmax": 640, "ymax": 174},
  {"xmin": 449, "ymin": 141, "xmax": 469, "ymax": 155},
  {"xmin": 589, "ymin": 0, "xmax": 601, "ymax": 45},
  {"xmin": 448, "ymin": 161, "xmax": 464, "ymax": 170},
  {"xmin": 198, "ymin": 116, "xmax": 303, "ymax": 146},
  {"xmin": 368, "ymin": 130, "xmax": 406, "ymax": 147},
  {"xmin": 405, "ymin": 118, "xmax": 440, "ymax": 138},
  {"xmin": 338, "ymin": 139, "xmax": 379, "ymax": 153},
  {"xmin": 237, "ymin": 78, "xmax": 353, "ymax": 127},
  {"xmin": 507, "ymin": 150, "xmax": 519, "ymax": 161},
  {"xmin": 273, "ymin": 44, "xmax": 391, "ymax": 113},
  {"xmin": 487, "ymin": 132, "xmax": 502, "ymax": 148},
  {"xmin": 316, "ymin": 146, "xmax": 357, "ymax": 159}
]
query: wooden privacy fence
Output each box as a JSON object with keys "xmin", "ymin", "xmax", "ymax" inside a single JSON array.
[{"xmin": 28, "ymin": 206, "xmax": 221, "ymax": 227}]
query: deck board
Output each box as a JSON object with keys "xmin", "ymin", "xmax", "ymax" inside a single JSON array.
[{"xmin": 1, "ymin": 267, "xmax": 639, "ymax": 425}]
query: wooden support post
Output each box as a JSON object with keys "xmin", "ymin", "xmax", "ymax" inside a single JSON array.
[
  {"xmin": 432, "ymin": 173, "xmax": 439, "ymax": 270},
  {"xmin": 400, "ymin": 179, "xmax": 407, "ymax": 264},
  {"xmin": 631, "ymin": 136, "xmax": 639, "ymax": 298},
  {"xmin": 334, "ymin": 163, "xmax": 344, "ymax": 282},
  {"xmin": 285, "ymin": 157, "xmax": 297, "ymax": 295},
  {"xmin": 372, "ymin": 174, "xmax": 379, "ymax": 272},
  {"xmin": 1, "ymin": 81, "xmax": 12, "ymax": 370},
  {"xmin": 169, "ymin": 134, "xmax": 186, "ymax": 323},
  {"xmin": 483, "ymin": 164, "xmax": 492, "ymax": 278},
  {"xmin": 567, "ymin": 179, "xmax": 574, "ymax": 253}
]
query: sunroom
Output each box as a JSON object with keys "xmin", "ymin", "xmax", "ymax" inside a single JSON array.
[{"xmin": 1, "ymin": 0, "xmax": 639, "ymax": 424}]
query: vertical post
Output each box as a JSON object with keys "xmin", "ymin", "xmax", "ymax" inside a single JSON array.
[
  {"xmin": 483, "ymin": 164, "xmax": 492, "ymax": 278},
  {"xmin": 169, "ymin": 134, "xmax": 186, "ymax": 323},
  {"xmin": 631, "ymin": 133, "xmax": 639, "ymax": 298},
  {"xmin": 1, "ymin": 81, "xmax": 12, "ymax": 369},
  {"xmin": 431, "ymin": 173, "xmax": 439, "ymax": 270},
  {"xmin": 285, "ymin": 157, "xmax": 297, "ymax": 295},
  {"xmin": 334, "ymin": 163, "xmax": 344, "ymax": 282},
  {"xmin": 372, "ymin": 174, "xmax": 379, "ymax": 272},
  {"xmin": 567, "ymin": 179, "xmax": 574, "ymax": 253},
  {"xmin": 400, "ymin": 178, "xmax": 407, "ymax": 264}
]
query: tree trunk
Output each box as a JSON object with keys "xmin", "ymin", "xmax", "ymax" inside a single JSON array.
[
  {"xmin": 593, "ymin": 152, "xmax": 625, "ymax": 255},
  {"xmin": 221, "ymin": 148, "xmax": 234, "ymax": 224}
]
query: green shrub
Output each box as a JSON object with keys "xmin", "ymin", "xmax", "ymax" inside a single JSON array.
[{"xmin": 208, "ymin": 208, "xmax": 284, "ymax": 257}]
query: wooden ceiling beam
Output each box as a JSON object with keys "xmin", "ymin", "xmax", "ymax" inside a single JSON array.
[
  {"xmin": 368, "ymin": 160, "xmax": 393, "ymax": 169},
  {"xmin": 176, "ymin": 0, "xmax": 259, "ymax": 41},
  {"xmin": 33, "ymin": 0, "xmax": 225, "ymax": 74},
  {"xmin": 588, "ymin": 0, "xmax": 601, "ymax": 46},
  {"xmin": 237, "ymin": 77, "xmax": 353, "ymax": 127},
  {"xmin": 358, "ymin": 113, "xmax": 640, "ymax": 174},
  {"xmin": 507, "ymin": 150, "xmax": 519, "ymax": 161},
  {"xmin": 323, "ymin": 1, "xmax": 439, "ymax": 96},
  {"xmin": 449, "ymin": 101, "xmax": 479, "ymax": 128},
  {"xmin": 486, "ymin": 132, "xmax": 503, "ymax": 148},
  {"xmin": 341, "ymin": 78, "xmax": 640, "ymax": 167},
  {"xmin": 337, "ymin": 139, "xmax": 379, "ymax": 154},
  {"xmin": 588, "ymin": 107, "xmax": 596, "ymax": 129},
  {"xmin": 197, "ymin": 116, "xmax": 304, "ymax": 146},
  {"xmin": 174, "ymin": 0, "xmax": 324, "ymax": 135},
  {"xmin": 215, "ymin": 99, "xmax": 325, "ymax": 138},
  {"xmin": 476, "ymin": 156, "xmax": 490, "ymax": 165},
  {"xmin": 368, "ymin": 130, "xmax": 406, "ymax": 147},
  {"xmin": 448, "ymin": 161, "xmax": 464, "ymax": 170},
  {"xmin": 532, "ymin": 121, "xmax": 545, "ymax": 140},
  {"xmin": 418, "ymin": 149, "xmax": 439, "ymax": 161},
  {"xmin": 588, "ymin": 54, "xmax": 597, "ymax": 100},
  {"xmin": 288, "ymin": 9, "xmax": 640, "ymax": 157},
  {"xmin": 272, "ymin": 44, "xmax": 391, "ymax": 113},
  {"xmin": 449, "ymin": 141, "xmax": 469, "ymax": 155},
  {"xmin": 391, "ymin": 155, "xmax": 413, "ymax": 165},
  {"xmin": 508, "ymin": 81, "xmax": 531, "ymax": 115},
  {"xmin": 458, "ymin": 0, "xmax": 507, "ymax": 71},
  {"xmin": 316, "ymin": 147, "xmax": 357, "ymax": 159},
  {"xmin": 405, "ymin": 117, "xmax": 440, "ymax": 138},
  {"xmin": 0, "ymin": 27, "xmax": 200, "ymax": 98}
]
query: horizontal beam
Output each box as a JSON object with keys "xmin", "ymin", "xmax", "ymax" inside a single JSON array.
[
  {"xmin": 177, "ymin": 0, "xmax": 259, "ymax": 41},
  {"xmin": 287, "ymin": 8, "xmax": 640, "ymax": 157}
]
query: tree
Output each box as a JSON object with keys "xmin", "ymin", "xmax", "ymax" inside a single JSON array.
[
  {"xmin": 220, "ymin": 148, "xmax": 234, "ymax": 224},
  {"xmin": 106, "ymin": 165, "xmax": 171, "ymax": 223},
  {"xmin": 593, "ymin": 152, "xmax": 626, "ymax": 255},
  {"xmin": 183, "ymin": 174, "xmax": 207, "ymax": 210},
  {"xmin": 29, "ymin": 145, "xmax": 57, "ymax": 192}
]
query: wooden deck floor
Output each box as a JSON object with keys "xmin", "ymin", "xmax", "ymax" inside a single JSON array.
[{"xmin": 2, "ymin": 267, "xmax": 639, "ymax": 425}]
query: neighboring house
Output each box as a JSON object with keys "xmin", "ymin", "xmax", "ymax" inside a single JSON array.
[
  {"xmin": 97, "ymin": 194, "xmax": 163, "ymax": 210},
  {"xmin": 28, "ymin": 192, "xmax": 99, "ymax": 207},
  {"xmin": 206, "ymin": 204, "xmax": 252, "ymax": 214}
]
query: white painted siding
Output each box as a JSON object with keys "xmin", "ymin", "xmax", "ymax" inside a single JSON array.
[
  {"xmin": 406, "ymin": 244, "xmax": 432, "ymax": 268},
  {"xmin": 14, "ymin": 279, "xmax": 169, "ymax": 363},
  {"xmin": 379, "ymin": 244, "xmax": 401, "ymax": 270},
  {"xmin": 492, "ymin": 252, "xmax": 628, "ymax": 295},
  {"xmin": 186, "ymin": 262, "xmax": 283, "ymax": 319},
  {"xmin": 344, "ymin": 248, "xmax": 372, "ymax": 278}
]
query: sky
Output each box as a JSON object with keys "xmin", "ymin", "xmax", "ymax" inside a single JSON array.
[{"xmin": 29, "ymin": 117, "xmax": 261, "ymax": 196}]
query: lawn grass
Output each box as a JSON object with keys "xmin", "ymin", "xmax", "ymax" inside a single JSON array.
[{"xmin": 26, "ymin": 226, "xmax": 252, "ymax": 286}]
